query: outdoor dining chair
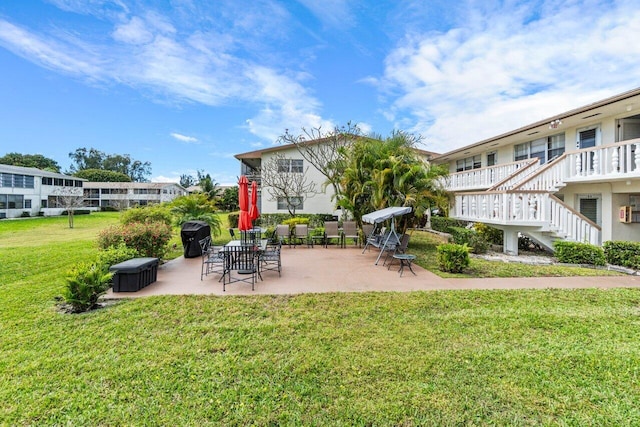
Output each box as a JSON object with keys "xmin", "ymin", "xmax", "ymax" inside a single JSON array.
[
  {"xmin": 384, "ymin": 233, "xmax": 410, "ymax": 267},
  {"xmin": 222, "ymin": 244, "xmax": 259, "ymax": 291},
  {"xmin": 341, "ymin": 221, "xmax": 359, "ymax": 247},
  {"xmin": 260, "ymin": 241, "xmax": 282, "ymax": 276},
  {"xmin": 199, "ymin": 236, "xmax": 225, "ymax": 280}
]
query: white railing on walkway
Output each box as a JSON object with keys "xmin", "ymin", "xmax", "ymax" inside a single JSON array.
[
  {"xmin": 453, "ymin": 191, "xmax": 600, "ymax": 244},
  {"xmin": 443, "ymin": 159, "xmax": 536, "ymax": 191}
]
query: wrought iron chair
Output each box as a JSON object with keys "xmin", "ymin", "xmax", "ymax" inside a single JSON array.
[
  {"xmin": 199, "ymin": 236, "xmax": 225, "ymax": 280},
  {"xmin": 260, "ymin": 241, "xmax": 282, "ymax": 276},
  {"xmin": 222, "ymin": 244, "xmax": 259, "ymax": 291}
]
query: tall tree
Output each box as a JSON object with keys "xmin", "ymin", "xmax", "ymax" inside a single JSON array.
[
  {"xmin": 197, "ymin": 170, "xmax": 221, "ymax": 201},
  {"xmin": 180, "ymin": 174, "xmax": 196, "ymax": 188},
  {"xmin": 68, "ymin": 147, "xmax": 151, "ymax": 182},
  {"xmin": 73, "ymin": 169, "xmax": 132, "ymax": 182},
  {"xmin": 337, "ymin": 131, "xmax": 448, "ymax": 231},
  {"xmin": 219, "ymin": 187, "xmax": 239, "ymax": 212},
  {"xmin": 0, "ymin": 152, "xmax": 60, "ymax": 172},
  {"xmin": 277, "ymin": 122, "xmax": 361, "ymax": 216},
  {"xmin": 260, "ymin": 152, "xmax": 316, "ymax": 216}
]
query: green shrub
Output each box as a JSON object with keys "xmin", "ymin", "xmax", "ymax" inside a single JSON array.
[
  {"xmin": 282, "ymin": 217, "xmax": 310, "ymax": 232},
  {"xmin": 120, "ymin": 205, "xmax": 173, "ymax": 226},
  {"xmin": 449, "ymin": 227, "xmax": 489, "ymax": 254},
  {"xmin": 431, "ymin": 217, "xmax": 469, "ymax": 233},
  {"xmin": 474, "ymin": 222, "xmax": 503, "ymax": 245},
  {"xmin": 228, "ymin": 212, "xmax": 239, "ymax": 228},
  {"xmin": 436, "ymin": 243, "xmax": 470, "ymax": 273},
  {"xmin": 63, "ymin": 262, "xmax": 113, "ymax": 313},
  {"xmin": 96, "ymin": 244, "xmax": 140, "ymax": 270},
  {"xmin": 20, "ymin": 211, "xmax": 30, "ymax": 218},
  {"xmin": 603, "ymin": 240, "xmax": 640, "ymax": 269},
  {"xmin": 98, "ymin": 221, "xmax": 173, "ymax": 259},
  {"xmin": 553, "ymin": 241, "xmax": 606, "ymax": 266}
]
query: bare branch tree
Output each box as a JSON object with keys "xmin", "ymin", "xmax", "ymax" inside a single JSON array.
[
  {"xmin": 52, "ymin": 187, "xmax": 86, "ymax": 228},
  {"xmin": 260, "ymin": 153, "xmax": 316, "ymax": 216},
  {"xmin": 277, "ymin": 122, "xmax": 363, "ymax": 217}
]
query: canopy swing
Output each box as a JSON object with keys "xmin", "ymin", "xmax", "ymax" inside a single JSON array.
[{"xmin": 361, "ymin": 206, "xmax": 412, "ymax": 265}]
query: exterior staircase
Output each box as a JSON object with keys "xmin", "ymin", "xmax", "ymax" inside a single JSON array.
[{"xmin": 442, "ymin": 138, "xmax": 640, "ymax": 252}]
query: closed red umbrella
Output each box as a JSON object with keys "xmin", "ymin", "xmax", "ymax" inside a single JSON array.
[
  {"xmin": 238, "ymin": 175, "xmax": 252, "ymax": 231},
  {"xmin": 249, "ymin": 180, "xmax": 259, "ymax": 224}
]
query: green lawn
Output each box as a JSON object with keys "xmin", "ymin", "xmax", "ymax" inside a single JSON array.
[{"xmin": 1, "ymin": 213, "xmax": 639, "ymax": 425}]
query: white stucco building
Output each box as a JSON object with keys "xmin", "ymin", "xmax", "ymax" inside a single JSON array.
[
  {"xmin": 0, "ymin": 164, "xmax": 85, "ymax": 218},
  {"xmin": 83, "ymin": 182, "xmax": 188, "ymax": 209}
]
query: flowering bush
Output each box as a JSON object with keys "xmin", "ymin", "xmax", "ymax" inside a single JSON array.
[{"xmin": 98, "ymin": 221, "xmax": 173, "ymax": 259}]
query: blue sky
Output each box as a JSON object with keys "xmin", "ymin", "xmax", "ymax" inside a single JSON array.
[{"xmin": 1, "ymin": 0, "xmax": 639, "ymax": 185}]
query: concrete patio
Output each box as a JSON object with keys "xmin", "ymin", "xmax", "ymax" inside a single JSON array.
[{"xmin": 103, "ymin": 244, "xmax": 640, "ymax": 299}]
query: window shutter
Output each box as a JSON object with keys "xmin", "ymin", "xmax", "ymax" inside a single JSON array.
[{"xmin": 579, "ymin": 198, "xmax": 598, "ymax": 223}]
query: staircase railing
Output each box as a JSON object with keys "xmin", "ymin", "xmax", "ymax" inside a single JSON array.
[
  {"xmin": 453, "ymin": 191, "xmax": 600, "ymax": 245},
  {"xmin": 443, "ymin": 159, "xmax": 536, "ymax": 191}
]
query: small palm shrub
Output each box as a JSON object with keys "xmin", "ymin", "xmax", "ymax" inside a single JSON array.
[
  {"xmin": 170, "ymin": 194, "xmax": 222, "ymax": 236},
  {"xmin": 437, "ymin": 243, "xmax": 470, "ymax": 273},
  {"xmin": 63, "ymin": 263, "xmax": 113, "ymax": 313}
]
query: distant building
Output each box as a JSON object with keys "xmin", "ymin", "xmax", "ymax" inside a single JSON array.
[
  {"xmin": 83, "ymin": 182, "xmax": 188, "ymax": 209},
  {"xmin": 0, "ymin": 164, "xmax": 85, "ymax": 218}
]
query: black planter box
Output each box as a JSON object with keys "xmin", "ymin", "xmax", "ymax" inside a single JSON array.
[{"xmin": 109, "ymin": 257, "xmax": 159, "ymax": 292}]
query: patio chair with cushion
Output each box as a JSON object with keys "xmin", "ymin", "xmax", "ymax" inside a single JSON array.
[
  {"xmin": 199, "ymin": 236, "xmax": 225, "ymax": 280},
  {"xmin": 323, "ymin": 221, "xmax": 343, "ymax": 248},
  {"xmin": 293, "ymin": 224, "xmax": 313, "ymax": 248},
  {"xmin": 341, "ymin": 221, "xmax": 359, "ymax": 247}
]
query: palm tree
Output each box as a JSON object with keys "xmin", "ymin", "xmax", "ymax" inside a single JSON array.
[{"xmin": 169, "ymin": 194, "xmax": 222, "ymax": 236}]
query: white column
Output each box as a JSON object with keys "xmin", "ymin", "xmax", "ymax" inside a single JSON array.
[{"xmin": 503, "ymin": 227, "xmax": 519, "ymax": 255}]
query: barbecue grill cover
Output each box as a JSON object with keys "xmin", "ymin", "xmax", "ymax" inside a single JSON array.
[{"xmin": 180, "ymin": 220, "xmax": 211, "ymax": 258}]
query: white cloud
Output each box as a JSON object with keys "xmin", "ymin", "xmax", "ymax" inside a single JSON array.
[
  {"xmin": 170, "ymin": 132, "xmax": 198, "ymax": 143},
  {"xmin": 379, "ymin": 0, "xmax": 640, "ymax": 153},
  {"xmin": 296, "ymin": 0, "xmax": 353, "ymax": 28},
  {"xmin": 0, "ymin": 3, "xmax": 326, "ymax": 144},
  {"xmin": 151, "ymin": 175, "xmax": 180, "ymax": 183}
]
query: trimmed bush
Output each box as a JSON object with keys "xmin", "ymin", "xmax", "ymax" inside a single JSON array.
[
  {"xmin": 603, "ymin": 240, "xmax": 640, "ymax": 269},
  {"xmin": 63, "ymin": 262, "xmax": 113, "ymax": 313},
  {"xmin": 431, "ymin": 217, "xmax": 469, "ymax": 233},
  {"xmin": 97, "ymin": 221, "xmax": 173, "ymax": 260},
  {"xmin": 120, "ymin": 205, "xmax": 173, "ymax": 226},
  {"xmin": 474, "ymin": 222, "xmax": 503, "ymax": 245},
  {"xmin": 449, "ymin": 226, "xmax": 489, "ymax": 254},
  {"xmin": 96, "ymin": 244, "xmax": 140, "ymax": 270},
  {"xmin": 436, "ymin": 243, "xmax": 470, "ymax": 273},
  {"xmin": 553, "ymin": 241, "xmax": 606, "ymax": 266},
  {"xmin": 228, "ymin": 212, "xmax": 239, "ymax": 228}
]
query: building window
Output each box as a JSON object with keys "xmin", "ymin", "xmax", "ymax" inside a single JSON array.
[
  {"xmin": 487, "ymin": 152, "xmax": 497, "ymax": 167},
  {"xmin": 25, "ymin": 199, "xmax": 32, "ymax": 209},
  {"xmin": 7, "ymin": 195, "xmax": 24, "ymax": 209},
  {"xmin": 41, "ymin": 199, "xmax": 48, "ymax": 208},
  {"xmin": 514, "ymin": 133, "xmax": 565, "ymax": 164},
  {"xmin": 456, "ymin": 155, "xmax": 481, "ymax": 172},
  {"xmin": 277, "ymin": 196, "xmax": 303, "ymax": 210},
  {"xmin": 0, "ymin": 195, "xmax": 6, "ymax": 209},
  {"xmin": 0, "ymin": 174, "xmax": 35, "ymax": 188},
  {"xmin": 42, "ymin": 177, "xmax": 53, "ymax": 185},
  {"xmin": 577, "ymin": 126, "xmax": 599, "ymax": 149},
  {"xmin": 54, "ymin": 178, "xmax": 63, "ymax": 186},
  {"xmin": 84, "ymin": 189, "xmax": 100, "ymax": 198},
  {"xmin": 277, "ymin": 159, "xmax": 304, "ymax": 173}
]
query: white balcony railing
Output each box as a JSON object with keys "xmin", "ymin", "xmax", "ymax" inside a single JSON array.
[{"xmin": 443, "ymin": 159, "xmax": 537, "ymax": 191}]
